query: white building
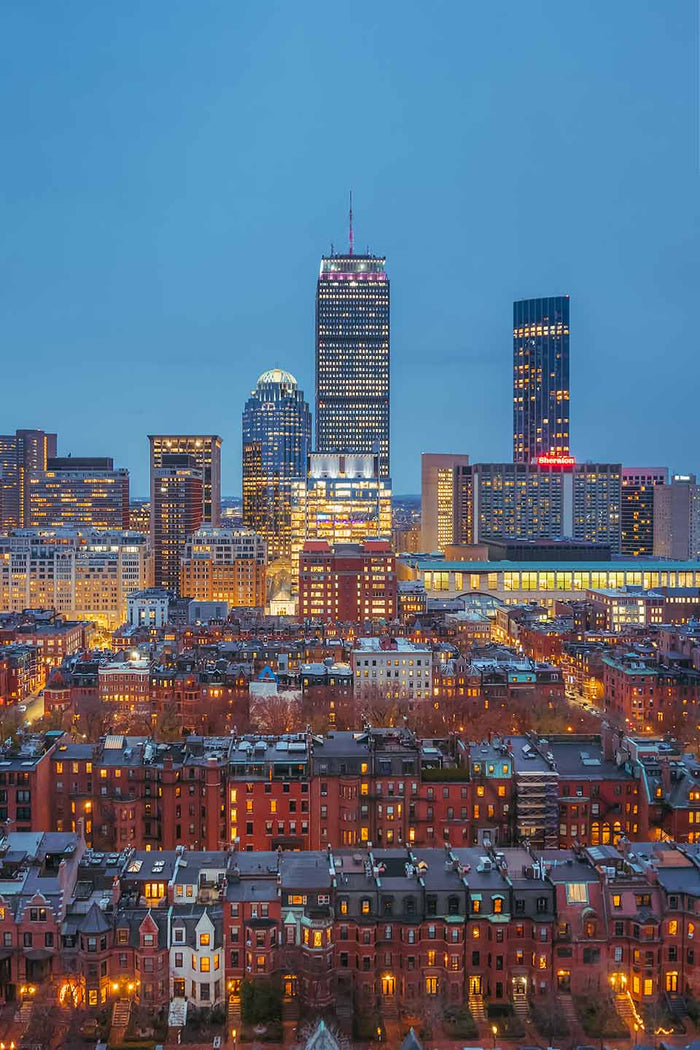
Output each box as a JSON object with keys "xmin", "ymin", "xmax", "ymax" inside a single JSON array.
[
  {"xmin": 127, "ymin": 587, "xmax": 170, "ymax": 628},
  {"xmin": 351, "ymin": 637, "xmax": 433, "ymax": 707},
  {"xmin": 170, "ymin": 855, "xmax": 228, "ymax": 1008}
]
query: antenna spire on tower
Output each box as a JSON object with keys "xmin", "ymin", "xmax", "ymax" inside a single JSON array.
[{"xmin": 348, "ymin": 190, "xmax": 354, "ymax": 255}]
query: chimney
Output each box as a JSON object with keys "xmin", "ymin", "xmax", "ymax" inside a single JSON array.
[
  {"xmin": 601, "ymin": 722, "xmax": 616, "ymax": 762},
  {"xmin": 660, "ymin": 758, "xmax": 672, "ymax": 797}
]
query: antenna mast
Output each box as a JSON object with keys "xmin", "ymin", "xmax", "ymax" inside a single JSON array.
[{"xmin": 348, "ymin": 190, "xmax": 354, "ymax": 255}]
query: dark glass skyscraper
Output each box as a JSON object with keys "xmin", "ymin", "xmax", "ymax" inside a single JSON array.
[
  {"xmin": 315, "ymin": 253, "xmax": 390, "ymax": 477},
  {"xmin": 242, "ymin": 369, "xmax": 311, "ymax": 560},
  {"xmin": 513, "ymin": 296, "xmax": 570, "ymax": 464}
]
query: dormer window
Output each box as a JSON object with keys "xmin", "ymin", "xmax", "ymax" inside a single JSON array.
[
  {"xmin": 143, "ymin": 933, "xmax": 154, "ymax": 947},
  {"xmin": 173, "ymin": 928, "xmax": 185, "ymax": 944}
]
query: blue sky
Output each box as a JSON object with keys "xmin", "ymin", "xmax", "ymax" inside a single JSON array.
[{"xmin": 1, "ymin": 1, "xmax": 698, "ymax": 495}]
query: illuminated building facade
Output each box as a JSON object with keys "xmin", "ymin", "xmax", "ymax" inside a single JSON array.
[
  {"xmin": 620, "ymin": 467, "xmax": 667, "ymax": 556},
  {"xmin": 513, "ymin": 296, "xmax": 570, "ymax": 463},
  {"xmin": 420, "ymin": 453, "xmax": 470, "ymax": 551},
  {"xmin": 438, "ymin": 461, "xmax": 621, "ymax": 552},
  {"xmin": 572, "ymin": 462, "xmax": 622, "ymax": 549},
  {"xmin": 151, "ymin": 457, "xmax": 203, "ymax": 592},
  {"xmin": 351, "ymin": 636, "xmax": 433, "ymax": 707},
  {"xmin": 654, "ymin": 474, "xmax": 700, "ymax": 560},
  {"xmin": 298, "ymin": 539, "xmax": 397, "ymax": 622},
  {"xmin": 0, "ymin": 428, "xmax": 57, "ymax": 529},
  {"xmin": 316, "ymin": 253, "xmax": 390, "ymax": 476},
  {"xmin": 148, "ymin": 435, "xmax": 221, "ymax": 525},
  {"xmin": 241, "ymin": 369, "xmax": 311, "ymax": 560},
  {"xmin": 290, "ymin": 453, "xmax": 392, "ymax": 583},
  {"xmin": 129, "ymin": 500, "xmax": 150, "ymax": 534},
  {"xmin": 180, "ymin": 525, "xmax": 266, "ymax": 608},
  {"xmin": 0, "ymin": 528, "xmax": 151, "ymax": 629},
  {"xmin": 28, "ymin": 457, "xmax": 129, "ymax": 529},
  {"xmin": 402, "ymin": 554, "xmax": 700, "ymax": 608}
]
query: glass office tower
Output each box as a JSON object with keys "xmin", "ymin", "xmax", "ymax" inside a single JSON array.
[
  {"xmin": 316, "ymin": 253, "xmax": 390, "ymax": 477},
  {"xmin": 242, "ymin": 369, "xmax": 311, "ymax": 560},
  {"xmin": 513, "ymin": 296, "xmax": 570, "ymax": 464}
]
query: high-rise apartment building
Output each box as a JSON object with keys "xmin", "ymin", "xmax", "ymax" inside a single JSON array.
[
  {"xmin": 420, "ymin": 453, "xmax": 471, "ymax": 551},
  {"xmin": 290, "ymin": 453, "xmax": 392, "ymax": 583},
  {"xmin": 180, "ymin": 525, "xmax": 267, "ymax": 608},
  {"xmin": 0, "ymin": 429, "xmax": 57, "ymax": 529},
  {"xmin": 28, "ymin": 457, "xmax": 129, "ymax": 529},
  {"xmin": 620, "ymin": 467, "xmax": 668, "ymax": 556},
  {"xmin": 0, "ymin": 529, "xmax": 151, "ymax": 629},
  {"xmin": 148, "ymin": 435, "xmax": 221, "ymax": 525},
  {"xmin": 242, "ymin": 369, "xmax": 311, "ymax": 561},
  {"xmin": 298, "ymin": 539, "xmax": 397, "ymax": 622},
  {"xmin": 513, "ymin": 296, "xmax": 570, "ymax": 463},
  {"xmin": 654, "ymin": 474, "xmax": 700, "ymax": 560},
  {"xmin": 316, "ymin": 252, "xmax": 390, "ymax": 476},
  {"xmin": 151, "ymin": 456, "xmax": 203, "ymax": 592}
]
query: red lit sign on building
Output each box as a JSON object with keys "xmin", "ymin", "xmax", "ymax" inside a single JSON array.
[{"xmin": 536, "ymin": 455, "xmax": 576, "ymax": 466}]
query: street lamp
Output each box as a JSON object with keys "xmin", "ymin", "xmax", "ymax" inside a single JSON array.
[
  {"xmin": 634, "ymin": 1023, "xmax": 639, "ymax": 1046},
  {"xmin": 491, "ymin": 1023, "xmax": 498, "ymax": 1049},
  {"xmin": 231, "ymin": 1028, "xmax": 237, "ymax": 1050}
]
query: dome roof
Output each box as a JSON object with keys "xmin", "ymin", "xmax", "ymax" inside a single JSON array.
[{"xmin": 257, "ymin": 368, "xmax": 298, "ymax": 387}]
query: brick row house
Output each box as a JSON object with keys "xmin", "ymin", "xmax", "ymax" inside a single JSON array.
[
  {"xmin": 1, "ymin": 832, "xmax": 700, "ymax": 1033},
  {"xmin": 4, "ymin": 725, "xmax": 700, "ymax": 859}
]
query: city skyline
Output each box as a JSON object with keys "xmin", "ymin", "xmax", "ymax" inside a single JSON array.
[{"xmin": 2, "ymin": 3, "xmax": 698, "ymax": 496}]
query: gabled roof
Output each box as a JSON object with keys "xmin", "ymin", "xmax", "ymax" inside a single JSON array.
[{"xmin": 78, "ymin": 901, "xmax": 111, "ymax": 934}]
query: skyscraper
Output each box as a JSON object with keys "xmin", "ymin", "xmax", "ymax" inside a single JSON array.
[
  {"xmin": 513, "ymin": 296, "xmax": 570, "ymax": 463},
  {"xmin": 420, "ymin": 453, "xmax": 470, "ymax": 551},
  {"xmin": 315, "ymin": 237, "xmax": 390, "ymax": 476},
  {"xmin": 242, "ymin": 369, "xmax": 311, "ymax": 560},
  {"xmin": 148, "ymin": 435, "xmax": 221, "ymax": 525},
  {"xmin": 621, "ymin": 467, "xmax": 668, "ymax": 556},
  {"xmin": 151, "ymin": 455, "xmax": 203, "ymax": 592},
  {"xmin": 28, "ymin": 457, "xmax": 129, "ymax": 529},
  {"xmin": 0, "ymin": 429, "xmax": 57, "ymax": 529}
]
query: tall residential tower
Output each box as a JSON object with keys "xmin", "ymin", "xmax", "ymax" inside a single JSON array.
[
  {"xmin": 148, "ymin": 435, "xmax": 221, "ymax": 525},
  {"xmin": 0, "ymin": 429, "xmax": 57, "ymax": 529},
  {"xmin": 315, "ymin": 245, "xmax": 390, "ymax": 477},
  {"xmin": 242, "ymin": 369, "xmax": 311, "ymax": 560},
  {"xmin": 513, "ymin": 296, "xmax": 570, "ymax": 463}
]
